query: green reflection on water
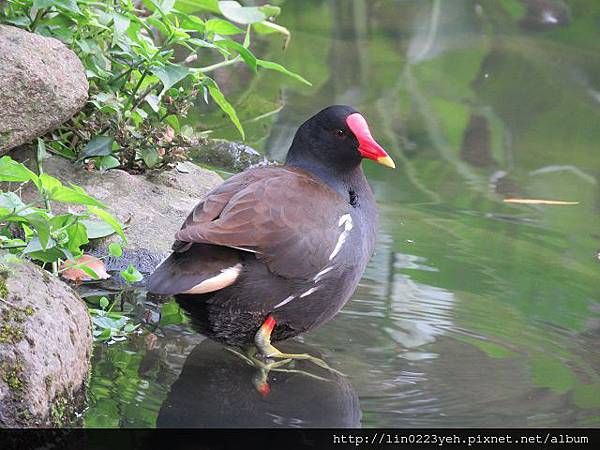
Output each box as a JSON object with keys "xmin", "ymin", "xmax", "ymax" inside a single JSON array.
[{"xmin": 85, "ymin": 0, "xmax": 600, "ymax": 427}]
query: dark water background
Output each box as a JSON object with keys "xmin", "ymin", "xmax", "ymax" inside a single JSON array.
[{"xmin": 84, "ymin": 0, "xmax": 600, "ymax": 427}]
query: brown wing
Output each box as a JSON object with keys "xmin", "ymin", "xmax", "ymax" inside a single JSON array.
[{"xmin": 174, "ymin": 166, "xmax": 351, "ymax": 279}]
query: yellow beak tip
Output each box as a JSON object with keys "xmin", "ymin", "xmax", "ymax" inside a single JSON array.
[{"xmin": 377, "ymin": 156, "xmax": 396, "ymax": 169}]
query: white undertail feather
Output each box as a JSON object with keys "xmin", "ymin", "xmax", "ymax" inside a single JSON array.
[
  {"xmin": 182, "ymin": 263, "xmax": 243, "ymax": 294},
  {"xmin": 329, "ymin": 214, "xmax": 353, "ymax": 260}
]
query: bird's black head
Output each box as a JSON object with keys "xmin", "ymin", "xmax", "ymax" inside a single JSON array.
[{"xmin": 285, "ymin": 105, "xmax": 395, "ymax": 174}]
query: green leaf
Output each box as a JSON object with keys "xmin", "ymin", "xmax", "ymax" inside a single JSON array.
[
  {"xmin": 205, "ymin": 18, "xmax": 243, "ymax": 35},
  {"xmin": 37, "ymin": 138, "xmax": 49, "ymax": 161},
  {"xmin": 219, "ymin": 1, "xmax": 266, "ymax": 24},
  {"xmin": 23, "ymin": 212, "xmax": 51, "ymax": 250},
  {"xmin": 164, "ymin": 115, "xmax": 180, "ymax": 132},
  {"xmin": 219, "ymin": 1, "xmax": 267, "ymax": 25},
  {"xmin": 108, "ymin": 242, "xmax": 123, "ymax": 257},
  {"xmin": 120, "ymin": 264, "xmax": 143, "ymax": 283},
  {"xmin": 81, "ymin": 219, "xmax": 116, "ymax": 239},
  {"xmin": 88, "ymin": 206, "xmax": 127, "ymax": 242},
  {"xmin": 23, "ymin": 236, "xmax": 56, "ymax": 255},
  {"xmin": 65, "ymin": 222, "xmax": 89, "ymax": 257},
  {"xmin": 33, "ymin": 0, "xmax": 54, "ymax": 8},
  {"xmin": 112, "ymin": 13, "xmax": 130, "ymax": 45},
  {"xmin": 0, "ymin": 192, "xmax": 27, "ymax": 213},
  {"xmin": 156, "ymin": 0, "xmax": 176, "ymax": 15},
  {"xmin": 174, "ymin": 0, "xmax": 220, "ymax": 14},
  {"xmin": 141, "ymin": 148, "xmax": 160, "ymax": 168},
  {"xmin": 256, "ymin": 59, "xmax": 312, "ymax": 86},
  {"xmin": 188, "ymin": 37, "xmax": 215, "ymax": 48},
  {"xmin": 80, "ymin": 136, "xmax": 115, "ymax": 159},
  {"xmin": 258, "ymin": 5, "xmax": 281, "ymax": 18},
  {"xmin": 150, "ymin": 63, "xmax": 190, "ymax": 92},
  {"xmin": 215, "ymin": 39, "xmax": 256, "ymax": 72},
  {"xmin": 160, "ymin": 301, "xmax": 189, "ymax": 326},
  {"xmin": 145, "ymin": 94, "xmax": 160, "ymax": 112},
  {"xmin": 97, "ymin": 155, "xmax": 121, "ymax": 170},
  {"xmin": 48, "ymin": 184, "xmax": 106, "ymax": 208},
  {"xmin": 205, "ymin": 78, "xmax": 245, "ymax": 140},
  {"xmin": 39, "ymin": 173, "xmax": 63, "ymax": 194},
  {"xmin": 94, "ymin": 328, "xmax": 112, "ymax": 341},
  {"xmin": 55, "ymin": 0, "xmax": 82, "ymax": 15},
  {"xmin": 79, "ymin": 264, "xmax": 100, "ymax": 280},
  {"xmin": 99, "ymin": 296, "xmax": 110, "ymax": 309},
  {"xmin": 48, "ymin": 142, "xmax": 76, "ymax": 161},
  {"xmin": 0, "ymin": 156, "xmax": 40, "ymax": 188}
]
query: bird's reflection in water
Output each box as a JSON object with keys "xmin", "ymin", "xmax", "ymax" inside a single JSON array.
[{"xmin": 156, "ymin": 339, "xmax": 361, "ymax": 428}]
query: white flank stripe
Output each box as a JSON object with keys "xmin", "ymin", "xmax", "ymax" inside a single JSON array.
[
  {"xmin": 273, "ymin": 295, "xmax": 295, "ymax": 309},
  {"xmin": 182, "ymin": 263, "xmax": 242, "ymax": 294},
  {"xmin": 313, "ymin": 266, "xmax": 333, "ymax": 282},
  {"xmin": 299, "ymin": 286, "xmax": 320, "ymax": 298},
  {"xmin": 329, "ymin": 214, "xmax": 353, "ymax": 261}
]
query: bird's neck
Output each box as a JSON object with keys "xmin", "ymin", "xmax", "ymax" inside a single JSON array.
[{"xmin": 285, "ymin": 154, "xmax": 369, "ymax": 201}]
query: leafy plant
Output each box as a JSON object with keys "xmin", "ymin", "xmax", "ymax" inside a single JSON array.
[
  {"xmin": 0, "ymin": 0, "xmax": 310, "ymax": 171},
  {"xmin": 0, "ymin": 151, "xmax": 125, "ymax": 275},
  {"xmin": 90, "ymin": 295, "xmax": 140, "ymax": 342}
]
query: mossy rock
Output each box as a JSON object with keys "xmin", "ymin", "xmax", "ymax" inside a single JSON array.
[{"xmin": 0, "ymin": 260, "xmax": 91, "ymax": 427}]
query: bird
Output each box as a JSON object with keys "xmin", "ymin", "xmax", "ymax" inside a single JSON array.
[{"xmin": 146, "ymin": 105, "xmax": 394, "ymax": 370}]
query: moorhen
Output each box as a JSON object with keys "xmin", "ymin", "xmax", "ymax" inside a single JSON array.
[{"xmin": 147, "ymin": 105, "xmax": 394, "ymax": 369}]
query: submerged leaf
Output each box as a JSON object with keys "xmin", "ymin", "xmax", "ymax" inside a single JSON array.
[{"xmin": 503, "ymin": 198, "xmax": 579, "ymax": 205}]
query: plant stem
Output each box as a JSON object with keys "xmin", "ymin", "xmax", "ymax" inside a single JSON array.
[
  {"xmin": 125, "ymin": 70, "xmax": 148, "ymax": 111},
  {"xmin": 35, "ymin": 152, "xmax": 58, "ymax": 275},
  {"xmin": 29, "ymin": 8, "xmax": 47, "ymax": 32},
  {"xmin": 191, "ymin": 55, "xmax": 242, "ymax": 74}
]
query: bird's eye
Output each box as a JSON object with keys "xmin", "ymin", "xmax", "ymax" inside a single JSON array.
[{"xmin": 335, "ymin": 129, "xmax": 345, "ymax": 138}]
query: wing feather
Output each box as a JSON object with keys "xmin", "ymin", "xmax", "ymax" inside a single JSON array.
[{"xmin": 174, "ymin": 166, "xmax": 350, "ymax": 278}]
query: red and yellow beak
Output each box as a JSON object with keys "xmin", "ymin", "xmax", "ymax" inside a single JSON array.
[{"xmin": 346, "ymin": 113, "xmax": 395, "ymax": 169}]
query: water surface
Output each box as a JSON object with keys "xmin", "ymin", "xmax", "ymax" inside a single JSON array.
[{"xmin": 84, "ymin": 0, "xmax": 600, "ymax": 428}]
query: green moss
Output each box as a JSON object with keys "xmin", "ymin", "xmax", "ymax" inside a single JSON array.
[
  {"xmin": 0, "ymin": 277, "xmax": 8, "ymax": 300},
  {"xmin": 0, "ymin": 303, "xmax": 33, "ymax": 344},
  {"xmin": 50, "ymin": 395, "xmax": 67, "ymax": 427},
  {"xmin": 0, "ymin": 323, "xmax": 24, "ymax": 344},
  {"xmin": 2, "ymin": 307, "xmax": 29, "ymax": 323},
  {"xmin": 0, "ymin": 130, "xmax": 11, "ymax": 147},
  {"xmin": 1, "ymin": 362, "xmax": 24, "ymax": 392}
]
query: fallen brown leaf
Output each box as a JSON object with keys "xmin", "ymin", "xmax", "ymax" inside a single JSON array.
[{"xmin": 60, "ymin": 254, "xmax": 110, "ymax": 282}]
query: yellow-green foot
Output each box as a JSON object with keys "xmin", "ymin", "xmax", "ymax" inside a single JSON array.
[{"xmin": 254, "ymin": 315, "xmax": 345, "ymax": 377}]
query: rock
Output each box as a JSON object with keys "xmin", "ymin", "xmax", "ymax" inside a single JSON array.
[
  {"xmin": 188, "ymin": 139, "xmax": 268, "ymax": 172},
  {"xmin": 0, "ymin": 260, "xmax": 92, "ymax": 427},
  {"xmin": 6, "ymin": 150, "xmax": 223, "ymax": 273},
  {"xmin": 0, "ymin": 25, "xmax": 88, "ymax": 153}
]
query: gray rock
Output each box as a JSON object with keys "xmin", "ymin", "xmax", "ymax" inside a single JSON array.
[
  {"xmin": 8, "ymin": 151, "xmax": 223, "ymax": 273},
  {"xmin": 0, "ymin": 25, "xmax": 88, "ymax": 153},
  {"xmin": 0, "ymin": 260, "xmax": 92, "ymax": 427},
  {"xmin": 188, "ymin": 139, "xmax": 268, "ymax": 172}
]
